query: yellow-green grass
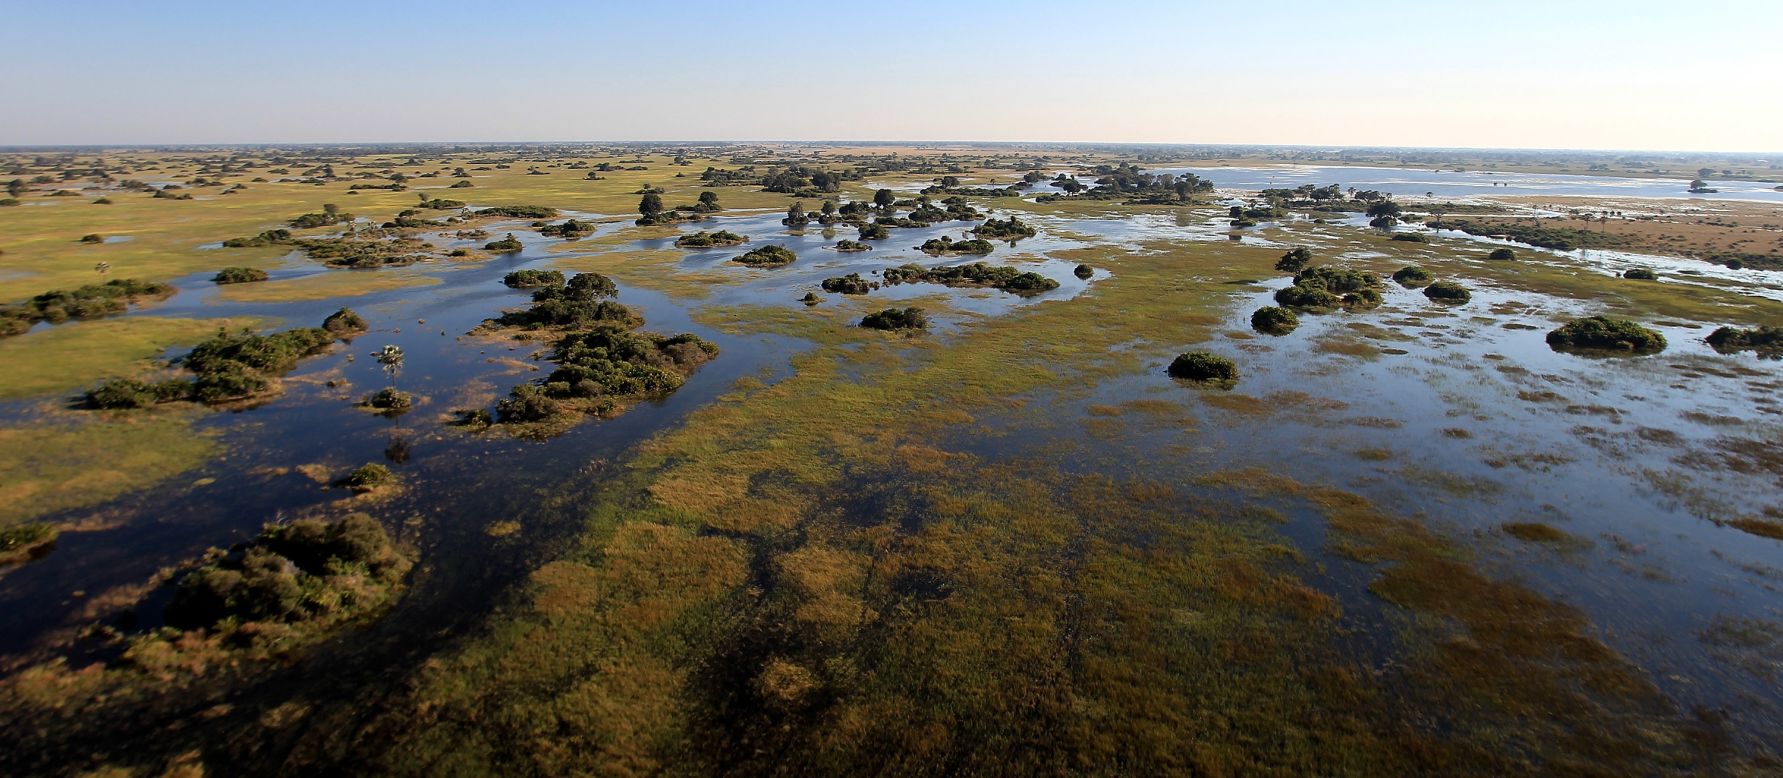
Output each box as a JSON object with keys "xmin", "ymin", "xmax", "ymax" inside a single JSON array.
[
  {"xmin": 367, "ymin": 226, "xmax": 1735, "ymax": 771},
  {"xmin": 215, "ymin": 269, "xmax": 441, "ymax": 303},
  {"xmin": 0, "ymin": 411, "xmax": 217, "ymax": 528},
  {"xmin": 0, "ymin": 317, "xmax": 258, "ymax": 401}
]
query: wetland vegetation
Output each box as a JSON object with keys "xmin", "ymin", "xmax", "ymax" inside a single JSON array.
[{"xmin": 1, "ymin": 140, "xmax": 1781, "ymax": 776}]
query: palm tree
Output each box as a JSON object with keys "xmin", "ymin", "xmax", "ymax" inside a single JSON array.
[{"xmin": 376, "ymin": 345, "xmax": 404, "ymax": 391}]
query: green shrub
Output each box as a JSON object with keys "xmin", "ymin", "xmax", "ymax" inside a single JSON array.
[
  {"xmin": 1250, "ymin": 306, "xmax": 1298, "ymax": 335},
  {"xmin": 363, "ymin": 388, "xmax": 413, "ymax": 414},
  {"xmin": 1705, "ymin": 325, "xmax": 1782, "ymax": 358},
  {"xmin": 835, "ymin": 239, "xmax": 871, "ymax": 252},
  {"xmin": 165, "ymin": 512, "xmax": 399, "ymax": 630},
  {"xmin": 860, "ymin": 307, "xmax": 928, "ymax": 331},
  {"xmin": 0, "ymin": 522, "xmax": 57, "ymax": 561},
  {"xmin": 1546, "ymin": 316, "xmax": 1666, "ymax": 354},
  {"xmin": 476, "ymin": 205, "xmax": 557, "ymax": 219},
  {"xmin": 821, "ymin": 273, "xmax": 875, "ymax": 295},
  {"xmin": 1622, "ymin": 268, "xmax": 1658, "ymax": 280},
  {"xmin": 1391, "ymin": 266, "xmax": 1432, "ymax": 288},
  {"xmin": 1390, "ymin": 233, "xmax": 1427, "ymax": 243},
  {"xmin": 919, "ymin": 237, "xmax": 994, "ymax": 255},
  {"xmin": 1423, "ymin": 281, "xmax": 1471, "ymax": 303},
  {"xmin": 1273, "ymin": 281, "xmax": 1341, "ymax": 310},
  {"xmin": 1074, "ymin": 264, "xmax": 1094, "ymax": 279},
  {"xmin": 497, "ymin": 384, "xmax": 561, "ymax": 422},
  {"xmin": 857, "ymin": 223, "xmax": 890, "ymax": 240},
  {"xmin": 484, "ymin": 233, "xmax": 524, "ymax": 253},
  {"xmin": 733, "ymin": 245, "xmax": 797, "ymax": 268},
  {"xmin": 539, "ymin": 219, "xmax": 596, "ymax": 238},
  {"xmin": 86, "ymin": 377, "xmax": 191, "ymax": 409},
  {"xmin": 222, "ymin": 229, "xmax": 293, "ymax": 248},
  {"xmin": 1275, "ymin": 247, "xmax": 1312, "ymax": 273},
  {"xmin": 1488, "ymin": 248, "xmax": 1517, "ymax": 260},
  {"xmin": 674, "ymin": 230, "xmax": 747, "ymax": 248},
  {"xmin": 322, "ymin": 307, "xmax": 368, "ymax": 335},
  {"xmin": 212, "ymin": 266, "xmax": 269, "ymax": 285},
  {"xmin": 1168, "ymin": 352, "xmax": 1238, "ymax": 385},
  {"xmin": 881, "ymin": 262, "xmax": 1058, "ymax": 294},
  {"xmin": 503, "ymin": 269, "xmax": 565, "ymax": 289},
  {"xmin": 80, "ymin": 234, "xmax": 105, "ymax": 244},
  {"xmin": 340, "ymin": 463, "xmax": 395, "ymax": 490},
  {"xmin": 1, "ymin": 278, "xmax": 174, "ymax": 336},
  {"xmin": 972, "ymin": 215, "xmax": 1037, "ymax": 239}
]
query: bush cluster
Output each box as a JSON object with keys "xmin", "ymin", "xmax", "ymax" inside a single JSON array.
[
  {"xmin": 213, "ymin": 266, "xmax": 269, "ymax": 285},
  {"xmin": 1168, "ymin": 352, "xmax": 1238, "ymax": 384},
  {"xmin": 860, "ymin": 307, "xmax": 929, "ymax": 331},
  {"xmin": 1546, "ymin": 316, "xmax": 1667, "ymax": 354},
  {"xmin": 733, "ymin": 245, "xmax": 797, "ymax": 268},
  {"xmin": 881, "ymin": 262, "xmax": 1058, "ymax": 294}
]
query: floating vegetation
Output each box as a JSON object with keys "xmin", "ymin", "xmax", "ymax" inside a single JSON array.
[{"xmin": 1546, "ymin": 316, "xmax": 1667, "ymax": 354}]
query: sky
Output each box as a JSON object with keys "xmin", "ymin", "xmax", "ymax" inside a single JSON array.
[{"xmin": 3, "ymin": 0, "xmax": 1780, "ymax": 152}]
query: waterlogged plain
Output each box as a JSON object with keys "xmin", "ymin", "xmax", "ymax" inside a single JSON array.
[{"xmin": 0, "ymin": 146, "xmax": 1780, "ymax": 774}]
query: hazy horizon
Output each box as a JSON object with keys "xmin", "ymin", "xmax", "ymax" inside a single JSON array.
[{"xmin": 4, "ymin": 0, "xmax": 1780, "ymax": 152}]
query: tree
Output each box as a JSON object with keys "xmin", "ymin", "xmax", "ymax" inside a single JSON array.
[
  {"xmin": 697, "ymin": 191, "xmax": 720, "ymax": 211},
  {"xmin": 1698, "ymin": 167, "xmax": 1715, "ymax": 180},
  {"xmin": 639, "ymin": 193, "xmax": 663, "ymax": 218},
  {"xmin": 1275, "ymin": 247, "xmax": 1312, "ymax": 273},
  {"xmin": 5, "ymin": 179, "xmax": 22, "ymax": 198},
  {"xmin": 783, "ymin": 201, "xmax": 810, "ymax": 229},
  {"xmin": 376, "ymin": 345, "xmax": 404, "ymax": 391},
  {"xmin": 873, "ymin": 188, "xmax": 896, "ymax": 211}
]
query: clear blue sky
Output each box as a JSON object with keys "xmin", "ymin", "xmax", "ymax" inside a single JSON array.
[{"xmin": 4, "ymin": 0, "xmax": 1779, "ymax": 151}]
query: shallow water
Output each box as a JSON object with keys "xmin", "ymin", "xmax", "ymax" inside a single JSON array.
[{"xmin": 1152, "ymin": 164, "xmax": 1783, "ymax": 204}]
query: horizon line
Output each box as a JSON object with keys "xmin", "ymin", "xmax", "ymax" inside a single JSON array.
[{"xmin": 1, "ymin": 139, "xmax": 1779, "ymax": 158}]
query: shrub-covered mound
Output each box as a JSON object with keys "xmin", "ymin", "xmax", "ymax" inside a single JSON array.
[
  {"xmin": 1423, "ymin": 280, "xmax": 1471, "ymax": 303},
  {"xmin": 0, "ymin": 522, "xmax": 58, "ymax": 566},
  {"xmin": 674, "ymin": 230, "xmax": 747, "ymax": 248},
  {"xmin": 213, "ymin": 266, "xmax": 269, "ymax": 285},
  {"xmin": 835, "ymin": 239, "xmax": 871, "ymax": 252},
  {"xmin": 478, "ymin": 274, "xmax": 719, "ymax": 434},
  {"xmin": 733, "ymin": 245, "xmax": 797, "ymax": 268},
  {"xmin": 1488, "ymin": 248, "xmax": 1517, "ymax": 260},
  {"xmin": 1546, "ymin": 316, "xmax": 1667, "ymax": 354},
  {"xmin": 1251, "ymin": 306, "xmax": 1299, "ymax": 335},
  {"xmin": 503, "ymin": 269, "xmax": 565, "ymax": 289},
  {"xmin": 1168, "ymin": 352, "xmax": 1238, "ymax": 386},
  {"xmin": 322, "ymin": 307, "xmax": 367, "ymax": 336},
  {"xmin": 362, "ymin": 387, "xmax": 413, "ymax": 415},
  {"xmin": 494, "ymin": 273, "xmax": 637, "ymax": 330},
  {"xmin": 296, "ymin": 235, "xmax": 432, "ymax": 268},
  {"xmin": 860, "ymin": 307, "xmax": 928, "ymax": 331},
  {"xmin": 1, "ymin": 278, "xmax": 174, "ymax": 337},
  {"xmin": 1622, "ymin": 268, "xmax": 1658, "ymax": 280},
  {"xmin": 484, "ymin": 233, "xmax": 524, "ymax": 253},
  {"xmin": 1074, "ymin": 263, "xmax": 1094, "ymax": 279},
  {"xmin": 821, "ymin": 273, "xmax": 876, "ymax": 295},
  {"xmin": 475, "ymin": 205, "xmax": 558, "ymax": 219},
  {"xmin": 1275, "ymin": 267, "xmax": 1383, "ymax": 312},
  {"xmin": 972, "ymin": 215, "xmax": 1037, "ymax": 239},
  {"xmin": 1705, "ymin": 325, "xmax": 1782, "ymax": 358},
  {"xmin": 538, "ymin": 219, "xmax": 595, "ymax": 238},
  {"xmin": 919, "ymin": 237, "xmax": 995, "ymax": 256},
  {"xmin": 881, "ymin": 262, "xmax": 1058, "ymax": 294},
  {"xmin": 163, "ymin": 512, "xmax": 409, "ymax": 639},
  {"xmin": 1391, "ymin": 266, "xmax": 1432, "ymax": 288}
]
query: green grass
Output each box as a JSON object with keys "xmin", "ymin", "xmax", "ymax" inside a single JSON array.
[
  {"xmin": 0, "ymin": 316, "xmax": 259, "ymax": 401},
  {"xmin": 0, "ymin": 411, "xmax": 217, "ymax": 528}
]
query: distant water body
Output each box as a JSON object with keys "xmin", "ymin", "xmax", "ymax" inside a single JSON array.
[{"xmin": 1151, "ymin": 164, "xmax": 1783, "ymax": 203}]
